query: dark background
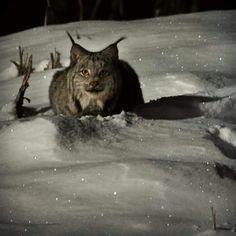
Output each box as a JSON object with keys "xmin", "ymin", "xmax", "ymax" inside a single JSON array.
[{"xmin": 0, "ymin": 0, "xmax": 235, "ymax": 36}]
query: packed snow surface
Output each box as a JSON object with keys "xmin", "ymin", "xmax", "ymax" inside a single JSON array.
[{"xmin": 0, "ymin": 11, "xmax": 236, "ymax": 236}]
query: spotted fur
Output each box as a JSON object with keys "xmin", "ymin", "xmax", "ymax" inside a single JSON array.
[{"xmin": 49, "ymin": 33, "xmax": 144, "ymax": 117}]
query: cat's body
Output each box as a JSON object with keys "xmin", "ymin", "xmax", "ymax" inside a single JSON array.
[{"xmin": 49, "ymin": 34, "xmax": 144, "ymax": 117}]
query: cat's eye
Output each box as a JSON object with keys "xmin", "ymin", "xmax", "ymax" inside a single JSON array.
[
  {"xmin": 98, "ymin": 70, "xmax": 109, "ymax": 78},
  {"xmin": 80, "ymin": 68, "xmax": 90, "ymax": 77}
]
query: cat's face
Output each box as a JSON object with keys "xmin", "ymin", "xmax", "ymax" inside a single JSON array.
[
  {"xmin": 71, "ymin": 53, "xmax": 117, "ymax": 94},
  {"xmin": 67, "ymin": 38, "xmax": 124, "ymax": 115}
]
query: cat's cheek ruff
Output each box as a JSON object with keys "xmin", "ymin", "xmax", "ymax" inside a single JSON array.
[{"xmin": 96, "ymin": 100, "xmax": 105, "ymax": 110}]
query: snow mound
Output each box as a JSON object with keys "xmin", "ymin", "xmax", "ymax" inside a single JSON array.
[
  {"xmin": 195, "ymin": 229, "xmax": 236, "ymax": 236},
  {"xmin": 0, "ymin": 62, "xmax": 18, "ymax": 81},
  {"xmin": 209, "ymin": 125, "xmax": 236, "ymax": 148},
  {"xmin": 0, "ymin": 117, "xmax": 58, "ymax": 172},
  {"xmin": 208, "ymin": 124, "xmax": 236, "ymax": 159},
  {"xmin": 0, "ymin": 10, "xmax": 236, "ymax": 236},
  {"xmin": 202, "ymin": 94, "xmax": 236, "ymax": 124}
]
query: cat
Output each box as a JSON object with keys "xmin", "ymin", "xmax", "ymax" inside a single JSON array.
[{"xmin": 49, "ymin": 32, "xmax": 144, "ymax": 117}]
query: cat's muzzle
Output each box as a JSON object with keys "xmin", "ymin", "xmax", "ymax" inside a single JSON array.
[{"xmin": 85, "ymin": 81, "xmax": 104, "ymax": 93}]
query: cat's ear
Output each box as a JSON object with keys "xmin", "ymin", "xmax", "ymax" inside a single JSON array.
[
  {"xmin": 70, "ymin": 44, "xmax": 89, "ymax": 62},
  {"xmin": 67, "ymin": 32, "xmax": 88, "ymax": 63},
  {"xmin": 101, "ymin": 37, "xmax": 126, "ymax": 61}
]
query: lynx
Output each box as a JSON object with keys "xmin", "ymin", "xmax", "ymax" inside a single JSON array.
[{"xmin": 49, "ymin": 33, "xmax": 144, "ymax": 116}]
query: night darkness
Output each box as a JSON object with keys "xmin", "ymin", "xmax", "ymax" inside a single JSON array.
[{"xmin": 0, "ymin": 0, "xmax": 235, "ymax": 36}]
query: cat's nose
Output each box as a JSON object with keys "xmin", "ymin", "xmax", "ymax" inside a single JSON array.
[{"xmin": 89, "ymin": 80, "xmax": 99, "ymax": 88}]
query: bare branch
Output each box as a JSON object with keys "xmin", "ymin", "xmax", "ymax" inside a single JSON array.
[
  {"xmin": 44, "ymin": 48, "xmax": 62, "ymax": 70},
  {"xmin": 11, "ymin": 46, "xmax": 33, "ymax": 76},
  {"xmin": 211, "ymin": 206, "xmax": 217, "ymax": 230},
  {"xmin": 13, "ymin": 55, "xmax": 33, "ymax": 118}
]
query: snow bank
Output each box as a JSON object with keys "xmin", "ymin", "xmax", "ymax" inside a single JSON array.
[{"xmin": 0, "ymin": 10, "xmax": 236, "ymax": 236}]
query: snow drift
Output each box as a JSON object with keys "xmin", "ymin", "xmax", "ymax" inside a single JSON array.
[{"xmin": 0, "ymin": 10, "xmax": 236, "ymax": 236}]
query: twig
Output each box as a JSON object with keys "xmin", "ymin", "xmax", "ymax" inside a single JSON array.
[
  {"xmin": 44, "ymin": 48, "xmax": 62, "ymax": 70},
  {"xmin": 11, "ymin": 46, "xmax": 32, "ymax": 76},
  {"xmin": 50, "ymin": 48, "xmax": 61, "ymax": 69},
  {"xmin": 211, "ymin": 206, "xmax": 217, "ymax": 230},
  {"xmin": 13, "ymin": 55, "xmax": 33, "ymax": 118}
]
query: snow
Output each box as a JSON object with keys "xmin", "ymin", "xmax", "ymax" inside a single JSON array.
[
  {"xmin": 196, "ymin": 229, "xmax": 235, "ymax": 236},
  {"xmin": 0, "ymin": 11, "xmax": 236, "ymax": 236}
]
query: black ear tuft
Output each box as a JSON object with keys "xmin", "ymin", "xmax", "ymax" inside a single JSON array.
[
  {"xmin": 66, "ymin": 31, "xmax": 76, "ymax": 45},
  {"xmin": 101, "ymin": 36, "xmax": 126, "ymax": 61},
  {"xmin": 66, "ymin": 32, "xmax": 88, "ymax": 63},
  {"xmin": 113, "ymin": 36, "xmax": 126, "ymax": 46}
]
